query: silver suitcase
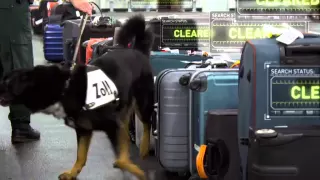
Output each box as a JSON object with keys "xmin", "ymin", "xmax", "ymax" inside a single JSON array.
[{"xmin": 153, "ymin": 69, "xmax": 194, "ymax": 174}]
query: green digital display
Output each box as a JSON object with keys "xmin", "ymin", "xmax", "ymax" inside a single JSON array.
[
  {"xmin": 161, "ymin": 18, "xmax": 210, "ymax": 48},
  {"xmin": 237, "ymin": 0, "xmax": 320, "ymax": 15},
  {"xmin": 210, "ymin": 22, "xmax": 306, "ymax": 51}
]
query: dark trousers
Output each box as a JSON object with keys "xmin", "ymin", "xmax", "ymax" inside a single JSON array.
[{"xmin": 0, "ymin": 35, "xmax": 33, "ymax": 129}]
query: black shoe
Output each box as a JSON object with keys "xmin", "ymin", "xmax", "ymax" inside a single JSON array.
[{"xmin": 11, "ymin": 126, "xmax": 40, "ymax": 144}]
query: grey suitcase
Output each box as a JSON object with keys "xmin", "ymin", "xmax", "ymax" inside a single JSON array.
[
  {"xmin": 62, "ymin": 19, "xmax": 84, "ymax": 63},
  {"xmin": 154, "ymin": 69, "xmax": 194, "ymax": 174}
]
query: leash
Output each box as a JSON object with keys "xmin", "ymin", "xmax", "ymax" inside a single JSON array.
[
  {"xmin": 70, "ymin": 2, "xmax": 105, "ymax": 69},
  {"xmin": 71, "ymin": 13, "xmax": 89, "ymax": 69}
]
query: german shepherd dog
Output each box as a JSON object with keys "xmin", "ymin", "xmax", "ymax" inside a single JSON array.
[{"xmin": 0, "ymin": 15, "xmax": 154, "ymax": 180}]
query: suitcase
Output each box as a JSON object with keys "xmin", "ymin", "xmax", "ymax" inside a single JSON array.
[
  {"xmin": 43, "ymin": 24, "xmax": 64, "ymax": 62},
  {"xmin": 150, "ymin": 52, "xmax": 211, "ymax": 75},
  {"xmin": 190, "ymin": 69, "xmax": 238, "ymax": 174},
  {"xmin": 62, "ymin": 19, "xmax": 120, "ymax": 64},
  {"xmin": 30, "ymin": 7, "xmax": 43, "ymax": 34},
  {"xmin": 136, "ymin": 61, "xmax": 229, "ymax": 152},
  {"xmin": 238, "ymin": 35, "xmax": 320, "ymax": 180},
  {"xmin": 194, "ymin": 109, "xmax": 241, "ymax": 180},
  {"xmin": 39, "ymin": 0, "xmax": 60, "ymax": 30},
  {"xmin": 153, "ymin": 68, "xmax": 238, "ymax": 175}
]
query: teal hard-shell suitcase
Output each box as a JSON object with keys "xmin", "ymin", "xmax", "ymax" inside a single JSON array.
[{"xmin": 150, "ymin": 52, "xmax": 210, "ymax": 75}]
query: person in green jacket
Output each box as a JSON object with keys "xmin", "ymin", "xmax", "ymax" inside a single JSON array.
[{"xmin": 0, "ymin": 0, "xmax": 92, "ymax": 144}]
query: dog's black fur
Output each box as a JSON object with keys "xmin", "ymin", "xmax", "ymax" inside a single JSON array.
[{"xmin": 0, "ymin": 15, "xmax": 154, "ymax": 180}]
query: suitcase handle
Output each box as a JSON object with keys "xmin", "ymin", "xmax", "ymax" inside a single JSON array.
[
  {"xmin": 151, "ymin": 103, "xmax": 158, "ymax": 138},
  {"xmin": 280, "ymin": 44, "xmax": 320, "ymax": 65},
  {"xmin": 204, "ymin": 139, "xmax": 230, "ymax": 179},
  {"xmin": 285, "ymin": 45, "xmax": 320, "ymax": 56},
  {"xmin": 88, "ymin": 24, "xmax": 114, "ymax": 32}
]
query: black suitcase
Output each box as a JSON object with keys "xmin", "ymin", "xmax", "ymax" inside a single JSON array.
[
  {"xmin": 62, "ymin": 18, "xmax": 121, "ymax": 64},
  {"xmin": 248, "ymin": 126, "xmax": 320, "ymax": 180},
  {"xmin": 196, "ymin": 109, "xmax": 241, "ymax": 180},
  {"xmin": 39, "ymin": 0, "xmax": 60, "ymax": 29},
  {"xmin": 30, "ymin": 7, "xmax": 43, "ymax": 34}
]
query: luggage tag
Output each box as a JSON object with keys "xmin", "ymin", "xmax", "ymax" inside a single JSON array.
[
  {"xmin": 84, "ymin": 66, "xmax": 118, "ymax": 110},
  {"xmin": 170, "ymin": 49, "xmax": 179, "ymax": 54},
  {"xmin": 276, "ymin": 26, "xmax": 304, "ymax": 45},
  {"xmin": 35, "ymin": 18, "xmax": 43, "ymax": 25}
]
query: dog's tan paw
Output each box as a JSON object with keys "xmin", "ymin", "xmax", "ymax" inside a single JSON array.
[
  {"xmin": 139, "ymin": 146, "xmax": 149, "ymax": 159},
  {"xmin": 139, "ymin": 142, "xmax": 149, "ymax": 159},
  {"xmin": 58, "ymin": 171, "xmax": 77, "ymax": 180}
]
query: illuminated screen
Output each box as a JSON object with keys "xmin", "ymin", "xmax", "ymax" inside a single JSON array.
[
  {"xmin": 237, "ymin": 0, "xmax": 320, "ymax": 15},
  {"xmin": 235, "ymin": 14, "xmax": 318, "ymax": 21},
  {"xmin": 268, "ymin": 66, "xmax": 320, "ymax": 117},
  {"xmin": 161, "ymin": 18, "xmax": 210, "ymax": 48},
  {"xmin": 210, "ymin": 22, "xmax": 306, "ymax": 52},
  {"xmin": 130, "ymin": 0, "xmax": 192, "ymax": 8}
]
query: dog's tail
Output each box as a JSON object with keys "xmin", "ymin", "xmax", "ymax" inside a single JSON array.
[{"xmin": 117, "ymin": 14, "xmax": 154, "ymax": 56}]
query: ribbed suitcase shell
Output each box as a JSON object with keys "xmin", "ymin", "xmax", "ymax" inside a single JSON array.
[
  {"xmin": 156, "ymin": 69, "xmax": 193, "ymax": 173},
  {"xmin": 43, "ymin": 24, "xmax": 63, "ymax": 62}
]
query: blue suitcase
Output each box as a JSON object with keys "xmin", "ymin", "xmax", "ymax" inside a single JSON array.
[
  {"xmin": 43, "ymin": 24, "xmax": 64, "ymax": 62},
  {"xmin": 189, "ymin": 69, "xmax": 238, "ymax": 174},
  {"xmin": 153, "ymin": 68, "xmax": 238, "ymax": 177},
  {"xmin": 150, "ymin": 52, "xmax": 210, "ymax": 76},
  {"xmin": 238, "ymin": 36, "xmax": 320, "ymax": 180}
]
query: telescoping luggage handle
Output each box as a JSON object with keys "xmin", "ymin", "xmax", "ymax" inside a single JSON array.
[{"xmin": 187, "ymin": 69, "xmax": 238, "ymax": 174}]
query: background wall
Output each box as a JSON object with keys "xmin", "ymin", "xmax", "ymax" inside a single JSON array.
[{"xmin": 90, "ymin": 0, "xmax": 233, "ymax": 11}]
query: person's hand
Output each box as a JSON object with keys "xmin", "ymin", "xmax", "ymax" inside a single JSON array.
[{"xmin": 70, "ymin": 0, "xmax": 93, "ymax": 15}]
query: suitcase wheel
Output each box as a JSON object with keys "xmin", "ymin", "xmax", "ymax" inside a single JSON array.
[
  {"xmin": 189, "ymin": 77, "xmax": 202, "ymax": 91},
  {"xmin": 189, "ymin": 76, "xmax": 208, "ymax": 92},
  {"xmin": 179, "ymin": 73, "xmax": 192, "ymax": 86}
]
